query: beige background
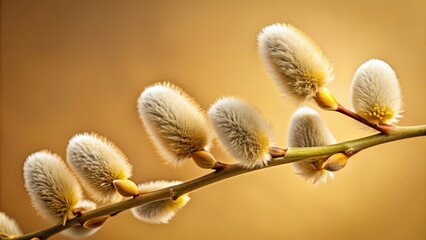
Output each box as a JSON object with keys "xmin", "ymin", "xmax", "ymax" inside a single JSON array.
[{"xmin": 1, "ymin": 1, "xmax": 425, "ymax": 239}]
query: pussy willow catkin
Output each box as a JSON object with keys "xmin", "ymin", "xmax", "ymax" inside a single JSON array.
[
  {"xmin": 351, "ymin": 59, "xmax": 403, "ymax": 125},
  {"xmin": 67, "ymin": 133, "xmax": 133, "ymax": 204},
  {"xmin": 138, "ymin": 82, "xmax": 212, "ymax": 167},
  {"xmin": 131, "ymin": 181, "xmax": 190, "ymax": 224},
  {"xmin": 23, "ymin": 151, "xmax": 83, "ymax": 223},
  {"xmin": 258, "ymin": 23, "xmax": 334, "ymax": 103},
  {"xmin": 208, "ymin": 97, "xmax": 273, "ymax": 168},
  {"xmin": 288, "ymin": 107, "xmax": 336, "ymax": 183}
]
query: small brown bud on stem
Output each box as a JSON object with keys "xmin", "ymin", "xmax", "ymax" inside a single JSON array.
[
  {"xmin": 83, "ymin": 216, "xmax": 110, "ymax": 229},
  {"xmin": 269, "ymin": 147, "xmax": 287, "ymax": 158}
]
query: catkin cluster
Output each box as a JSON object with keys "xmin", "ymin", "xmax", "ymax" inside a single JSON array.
[
  {"xmin": 14, "ymin": 132, "xmax": 191, "ymax": 239},
  {"xmin": 257, "ymin": 23, "xmax": 403, "ymax": 182},
  {"xmin": 3, "ymin": 22, "xmax": 407, "ymax": 239},
  {"xmin": 258, "ymin": 23, "xmax": 402, "ymax": 124},
  {"xmin": 138, "ymin": 83, "xmax": 274, "ymax": 169}
]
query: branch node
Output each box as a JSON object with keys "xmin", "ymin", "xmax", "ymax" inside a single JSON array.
[
  {"xmin": 169, "ymin": 188, "xmax": 178, "ymax": 201},
  {"xmin": 269, "ymin": 147, "xmax": 287, "ymax": 158},
  {"xmin": 345, "ymin": 148, "xmax": 356, "ymax": 156},
  {"xmin": 110, "ymin": 211, "xmax": 122, "ymax": 217},
  {"xmin": 212, "ymin": 162, "xmax": 227, "ymax": 172}
]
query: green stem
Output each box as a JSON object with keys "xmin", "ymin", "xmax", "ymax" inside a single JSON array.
[{"xmin": 9, "ymin": 125, "xmax": 426, "ymax": 240}]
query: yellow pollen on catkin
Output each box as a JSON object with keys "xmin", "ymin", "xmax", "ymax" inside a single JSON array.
[
  {"xmin": 298, "ymin": 72, "xmax": 324, "ymax": 93},
  {"xmin": 256, "ymin": 133, "xmax": 270, "ymax": 153},
  {"xmin": 302, "ymin": 73, "xmax": 319, "ymax": 82},
  {"xmin": 367, "ymin": 103, "xmax": 395, "ymax": 124},
  {"xmin": 304, "ymin": 71, "xmax": 325, "ymax": 84},
  {"xmin": 115, "ymin": 171, "xmax": 128, "ymax": 180}
]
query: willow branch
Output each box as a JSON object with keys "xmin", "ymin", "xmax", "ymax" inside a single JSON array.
[
  {"xmin": 336, "ymin": 104, "xmax": 394, "ymax": 134},
  {"xmin": 10, "ymin": 125, "xmax": 426, "ymax": 240}
]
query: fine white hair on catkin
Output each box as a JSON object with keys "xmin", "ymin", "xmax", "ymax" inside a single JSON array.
[
  {"xmin": 258, "ymin": 23, "xmax": 334, "ymax": 103},
  {"xmin": 288, "ymin": 107, "xmax": 336, "ymax": 184},
  {"xmin": 62, "ymin": 200, "xmax": 100, "ymax": 238},
  {"xmin": 67, "ymin": 133, "xmax": 132, "ymax": 204},
  {"xmin": 0, "ymin": 212, "xmax": 22, "ymax": 237},
  {"xmin": 137, "ymin": 82, "xmax": 212, "ymax": 167},
  {"xmin": 131, "ymin": 181, "xmax": 190, "ymax": 224},
  {"xmin": 23, "ymin": 150, "xmax": 82, "ymax": 223},
  {"xmin": 208, "ymin": 97, "xmax": 274, "ymax": 168},
  {"xmin": 351, "ymin": 59, "xmax": 403, "ymax": 125}
]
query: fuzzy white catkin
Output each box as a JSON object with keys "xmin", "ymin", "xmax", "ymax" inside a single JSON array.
[
  {"xmin": 258, "ymin": 23, "xmax": 334, "ymax": 103},
  {"xmin": 67, "ymin": 133, "xmax": 132, "ymax": 204},
  {"xmin": 62, "ymin": 200, "xmax": 100, "ymax": 238},
  {"xmin": 351, "ymin": 59, "xmax": 402, "ymax": 125},
  {"xmin": 137, "ymin": 82, "xmax": 212, "ymax": 166},
  {"xmin": 131, "ymin": 181, "xmax": 190, "ymax": 224},
  {"xmin": 23, "ymin": 151, "xmax": 83, "ymax": 223},
  {"xmin": 208, "ymin": 97, "xmax": 274, "ymax": 168},
  {"xmin": 0, "ymin": 212, "xmax": 22, "ymax": 237},
  {"xmin": 288, "ymin": 107, "xmax": 336, "ymax": 184}
]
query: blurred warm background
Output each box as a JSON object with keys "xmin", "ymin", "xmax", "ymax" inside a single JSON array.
[{"xmin": 1, "ymin": 1, "xmax": 425, "ymax": 239}]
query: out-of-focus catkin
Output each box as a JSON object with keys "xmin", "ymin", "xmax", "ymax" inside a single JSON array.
[
  {"xmin": 0, "ymin": 212, "xmax": 23, "ymax": 238},
  {"xmin": 288, "ymin": 107, "xmax": 336, "ymax": 183},
  {"xmin": 62, "ymin": 200, "xmax": 103, "ymax": 238},
  {"xmin": 131, "ymin": 181, "xmax": 190, "ymax": 224}
]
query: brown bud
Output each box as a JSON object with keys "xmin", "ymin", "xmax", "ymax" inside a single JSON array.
[
  {"xmin": 113, "ymin": 179, "xmax": 139, "ymax": 197},
  {"xmin": 324, "ymin": 153, "xmax": 349, "ymax": 171},
  {"xmin": 269, "ymin": 147, "xmax": 286, "ymax": 158},
  {"xmin": 191, "ymin": 150, "xmax": 217, "ymax": 169},
  {"xmin": 314, "ymin": 88, "xmax": 339, "ymax": 111},
  {"xmin": 212, "ymin": 162, "xmax": 227, "ymax": 171},
  {"xmin": 83, "ymin": 215, "xmax": 110, "ymax": 229}
]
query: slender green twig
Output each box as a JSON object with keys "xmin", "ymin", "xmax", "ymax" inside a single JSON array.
[{"xmin": 9, "ymin": 125, "xmax": 426, "ymax": 240}]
